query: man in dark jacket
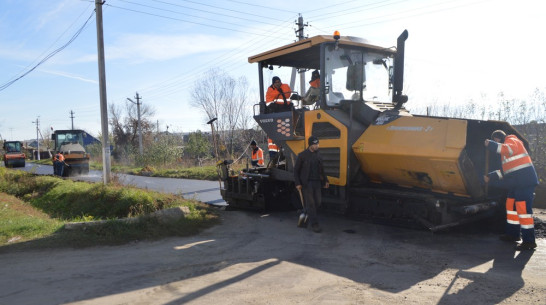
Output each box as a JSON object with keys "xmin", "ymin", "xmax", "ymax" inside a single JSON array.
[{"xmin": 294, "ymin": 136, "xmax": 329, "ymax": 233}]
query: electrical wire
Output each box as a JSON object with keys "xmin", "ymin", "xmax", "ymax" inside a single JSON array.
[
  {"xmin": 118, "ymin": 0, "xmax": 281, "ymax": 26},
  {"xmin": 105, "ymin": 4, "xmax": 297, "ymax": 101},
  {"xmin": 223, "ymin": 0, "xmax": 299, "ymax": 14},
  {"xmin": 107, "ymin": 3, "xmax": 289, "ymax": 38},
  {"xmin": 303, "ymin": 0, "xmax": 362, "ymax": 14},
  {"xmin": 306, "ymin": 0, "xmax": 404, "ymax": 20},
  {"xmin": 166, "ymin": 0, "xmax": 295, "ymax": 19},
  {"xmin": 3, "ymin": 2, "xmax": 94, "ymax": 87},
  {"xmin": 0, "ymin": 10, "xmax": 95, "ymax": 92},
  {"xmin": 331, "ymin": 0, "xmax": 492, "ymax": 30}
]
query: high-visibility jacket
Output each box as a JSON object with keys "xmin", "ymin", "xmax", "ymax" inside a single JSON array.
[
  {"xmin": 268, "ymin": 138, "xmax": 278, "ymax": 153},
  {"xmin": 309, "ymin": 78, "xmax": 320, "ymax": 88},
  {"xmin": 53, "ymin": 153, "xmax": 65, "ymax": 162},
  {"xmin": 487, "ymin": 135, "xmax": 538, "ymax": 243},
  {"xmin": 497, "ymin": 135, "xmax": 533, "ymax": 175},
  {"xmin": 266, "ymin": 84, "xmax": 292, "ymax": 104},
  {"xmin": 487, "ymin": 135, "xmax": 538, "ymax": 187},
  {"xmin": 251, "ymin": 147, "xmax": 264, "ymax": 166}
]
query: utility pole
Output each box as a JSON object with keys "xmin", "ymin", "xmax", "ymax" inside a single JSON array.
[
  {"xmin": 295, "ymin": 14, "xmax": 307, "ymax": 94},
  {"xmin": 207, "ymin": 118, "xmax": 219, "ymax": 163},
  {"xmin": 127, "ymin": 92, "xmax": 143, "ymax": 155},
  {"xmin": 296, "ymin": 14, "xmax": 307, "ymax": 93},
  {"xmin": 32, "ymin": 117, "xmax": 40, "ymax": 160},
  {"xmin": 95, "ymin": 0, "xmax": 111, "ymax": 184},
  {"xmin": 70, "ymin": 110, "xmax": 75, "ymax": 130}
]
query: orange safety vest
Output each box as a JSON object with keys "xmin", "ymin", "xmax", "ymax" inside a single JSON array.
[
  {"xmin": 497, "ymin": 135, "xmax": 533, "ymax": 175},
  {"xmin": 251, "ymin": 148, "xmax": 264, "ymax": 166},
  {"xmin": 309, "ymin": 78, "xmax": 320, "ymax": 88},
  {"xmin": 53, "ymin": 153, "xmax": 65, "ymax": 162},
  {"xmin": 266, "ymin": 84, "xmax": 292, "ymax": 104},
  {"xmin": 268, "ymin": 138, "xmax": 278, "ymax": 153}
]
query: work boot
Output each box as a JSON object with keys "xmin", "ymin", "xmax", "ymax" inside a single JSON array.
[
  {"xmin": 311, "ymin": 223, "xmax": 322, "ymax": 233},
  {"xmin": 499, "ymin": 234, "xmax": 520, "ymax": 242},
  {"xmin": 515, "ymin": 242, "xmax": 537, "ymax": 251}
]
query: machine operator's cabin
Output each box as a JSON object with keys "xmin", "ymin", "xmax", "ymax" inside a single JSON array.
[{"xmin": 249, "ymin": 34, "xmax": 397, "ymax": 111}]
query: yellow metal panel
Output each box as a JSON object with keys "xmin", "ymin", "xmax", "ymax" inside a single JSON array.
[
  {"xmin": 353, "ymin": 116, "xmax": 469, "ymax": 194},
  {"xmin": 285, "ymin": 139, "xmax": 306, "ymax": 156},
  {"xmin": 304, "ymin": 110, "xmax": 348, "ymax": 186}
]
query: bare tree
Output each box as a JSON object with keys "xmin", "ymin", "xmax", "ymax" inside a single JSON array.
[
  {"xmin": 191, "ymin": 68, "xmax": 252, "ymax": 158},
  {"xmin": 109, "ymin": 101, "xmax": 156, "ymax": 163}
]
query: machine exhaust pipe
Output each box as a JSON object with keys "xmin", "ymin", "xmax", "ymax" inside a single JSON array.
[{"xmin": 392, "ymin": 29, "xmax": 408, "ymax": 109}]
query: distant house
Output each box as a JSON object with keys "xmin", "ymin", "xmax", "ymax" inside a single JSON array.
[{"xmin": 82, "ymin": 133, "xmax": 101, "ymax": 147}]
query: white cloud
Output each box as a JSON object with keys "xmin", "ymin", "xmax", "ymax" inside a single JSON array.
[
  {"xmin": 106, "ymin": 33, "xmax": 244, "ymax": 63},
  {"xmin": 39, "ymin": 68, "xmax": 98, "ymax": 84}
]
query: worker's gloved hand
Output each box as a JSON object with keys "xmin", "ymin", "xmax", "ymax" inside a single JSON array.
[
  {"xmin": 290, "ymin": 94, "xmax": 301, "ymax": 100},
  {"xmin": 486, "ymin": 170, "xmax": 502, "ymax": 182}
]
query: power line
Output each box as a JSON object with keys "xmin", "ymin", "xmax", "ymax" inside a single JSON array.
[
  {"xmin": 117, "ymin": 0, "xmax": 282, "ymax": 26},
  {"xmin": 106, "ymin": 3, "xmax": 290, "ymax": 37},
  {"xmin": 306, "ymin": 0, "xmax": 407, "ymax": 21},
  {"xmin": 302, "ymin": 0, "xmax": 362, "ymax": 14},
  {"xmin": 223, "ymin": 0, "xmax": 299, "ymax": 14},
  {"xmin": 122, "ymin": 11, "xmax": 296, "ymax": 101},
  {"xmin": 3, "ymin": 3, "xmax": 94, "ymax": 88},
  {"xmin": 330, "ymin": 0, "xmax": 492, "ymax": 30},
  {"xmin": 0, "ymin": 10, "xmax": 96, "ymax": 92},
  {"xmin": 165, "ymin": 0, "xmax": 296, "ymax": 18}
]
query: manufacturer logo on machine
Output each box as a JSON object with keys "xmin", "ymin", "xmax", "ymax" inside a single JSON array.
[
  {"xmin": 259, "ymin": 118, "xmax": 274, "ymax": 123},
  {"xmin": 387, "ymin": 126, "xmax": 434, "ymax": 132}
]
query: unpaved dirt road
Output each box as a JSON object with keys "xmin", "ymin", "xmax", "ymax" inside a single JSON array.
[{"xmin": 1, "ymin": 209, "xmax": 545, "ymax": 305}]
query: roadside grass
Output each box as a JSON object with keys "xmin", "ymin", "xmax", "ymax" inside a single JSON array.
[
  {"xmin": 129, "ymin": 165, "xmax": 221, "ymax": 180},
  {"xmin": 30, "ymin": 157, "xmax": 252, "ymax": 181},
  {"xmin": 0, "ymin": 192, "xmax": 64, "ymax": 245},
  {"xmin": 0, "ymin": 167, "xmax": 220, "ymax": 251},
  {"xmin": 29, "ymin": 159, "xmax": 222, "ymax": 180}
]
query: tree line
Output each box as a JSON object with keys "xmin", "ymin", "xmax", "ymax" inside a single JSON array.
[
  {"xmin": 100, "ymin": 68, "xmax": 545, "ymax": 183},
  {"xmin": 408, "ymin": 89, "xmax": 546, "ymax": 181}
]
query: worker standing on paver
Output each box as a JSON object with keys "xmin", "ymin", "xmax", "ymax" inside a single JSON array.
[{"xmin": 250, "ymin": 140, "xmax": 264, "ymax": 167}]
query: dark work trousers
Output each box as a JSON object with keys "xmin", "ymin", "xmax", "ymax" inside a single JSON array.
[
  {"xmin": 54, "ymin": 161, "xmax": 64, "ymax": 177},
  {"xmin": 302, "ymin": 180, "xmax": 322, "ymax": 226}
]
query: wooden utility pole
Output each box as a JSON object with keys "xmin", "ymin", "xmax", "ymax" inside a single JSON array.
[
  {"xmin": 95, "ymin": 0, "xmax": 111, "ymax": 184},
  {"xmin": 296, "ymin": 14, "xmax": 307, "ymax": 94},
  {"xmin": 127, "ymin": 92, "xmax": 143, "ymax": 155}
]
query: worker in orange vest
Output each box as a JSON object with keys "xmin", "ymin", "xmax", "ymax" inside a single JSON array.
[
  {"xmin": 302, "ymin": 70, "xmax": 320, "ymax": 105},
  {"xmin": 268, "ymin": 138, "xmax": 279, "ymax": 161},
  {"xmin": 484, "ymin": 130, "xmax": 539, "ymax": 251},
  {"xmin": 266, "ymin": 76, "xmax": 292, "ymax": 104},
  {"xmin": 250, "ymin": 140, "xmax": 264, "ymax": 167},
  {"xmin": 266, "ymin": 76, "xmax": 295, "ymax": 113},
  {"xmin": 52, "ymin": 152, "xmax": 66, "ymax": 176}
]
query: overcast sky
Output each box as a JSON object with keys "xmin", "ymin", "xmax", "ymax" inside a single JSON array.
[{"xmin": 1, "ymin": 0, "xmax": 544, "ymax": 141}]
